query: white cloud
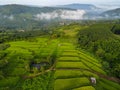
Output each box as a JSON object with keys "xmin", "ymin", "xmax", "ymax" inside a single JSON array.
[
  {"xmin": 60, "ymin": 10, "xmax": 86, "ymax": 19},
  {"xmin": 35, "ymin": 9, "xmax": 86, "ymax": 20},
  {"xmin": 8, "ymin": 15, "xmax": 14, "ymax": 20},
  {"xmin": 3, "ymin": 15, "xmax": 14, "ymax": 20}
]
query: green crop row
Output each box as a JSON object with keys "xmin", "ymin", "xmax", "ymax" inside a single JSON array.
[
  {"xmin": 58, "ymin": 57, "xmax": 80, "ymax": 62},
  {"xmin": 73, "ymin": 86, "xmax": 95, "ymax": 90},
  {"xmin": 54, "ymin": 77, "xmax": 90, "ymax": 90},
  {"xmin": 54, "ymin": 70, "xmax": 99, "ymax": 79},
  {"xmin": 56, "ymin": 62, "xmax": 89, "ymax": 69}
]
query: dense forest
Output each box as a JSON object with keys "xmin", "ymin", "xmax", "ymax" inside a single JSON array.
[{"xmin": 78, "ymin": 22, "xmax": 120, "ymax": 78}]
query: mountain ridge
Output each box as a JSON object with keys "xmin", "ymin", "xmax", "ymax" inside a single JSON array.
[
  {"xmin": 56, "ymin": 3, "xmax": 99, "ymax": 11},
  {"xmin": 0, "ymin": 4, "xmax": 73, "ymax": 15},
  {"xmin": 102, "ymin": 8, "xmax": 120, "ymax": 18}
]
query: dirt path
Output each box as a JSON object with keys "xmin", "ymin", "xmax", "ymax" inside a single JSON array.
[{"xmin": 23, "ymin": 66, "xmax": 120, "ymax": 84}]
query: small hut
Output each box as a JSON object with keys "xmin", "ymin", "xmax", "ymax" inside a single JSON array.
[
  {"xmin": 90, "ymin": 77, "xmax": 96, "ymax": 84},
  {"xmin": 30, "ymin": 62, "xmax": 50, "ymax": 70}
]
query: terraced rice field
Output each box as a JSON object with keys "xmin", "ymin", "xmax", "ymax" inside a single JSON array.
[
  {"xmin": 58, "ymin": 57, "xmax": 80, "ymax": 61},
  {"xmin": 6, "ymin": 37, "xmax": 59, "ymax": 63},
  {"xmin": 56, "ymin": 62, "xmax": 89, "ymax": 69},
  {"xmin": 54, "ymin": 43, "xmax": 95, "ymax": 90},
  {"xmin": 73, "ymin": 86, "xmax": 95, "ymax": 90},
  {"xmin": 54, "ymin": 42, "xmax": 120, "ymax": 90},
  {"xmin": 5, "ymin": 37, "xmax": 120, "ymax": 90},
  {"xmin": 54, "ymin": 77, "xmax": 90, "ymax": 90}
]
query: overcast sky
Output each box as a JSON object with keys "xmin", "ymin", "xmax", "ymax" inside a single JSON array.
[{"xmin": 0, "ymin": 0, "xmax": 119, "ymax": 6}]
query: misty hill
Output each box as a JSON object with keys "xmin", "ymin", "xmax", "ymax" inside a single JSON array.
[
  {"xmin": 0, "ymin": 4, "xmax": 74, "ymax": 15},
  {"xmin": 102, "ymin": 8, "xmax": 120, "ymax": 18},
  {"xmin": 57, "ymin": 3, "xmax": 99, "ymax": 11},
  {"xmin": 0, "ymin": 4, "xmax": 76, "ymax": 29},
  {"xmin": 56, "ymin": 3, "xmax": 104, "ymax": 19},
  {"xmin": 0, "ymin": 4, "xmax": 65, "ymax": 22},
  {"xmin": 0, "ymin": 4, "xmax": 119, "ymax": 29}
]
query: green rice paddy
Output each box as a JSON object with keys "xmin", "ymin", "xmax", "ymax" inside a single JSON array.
[
  {"xmin": 3, "ymin": 36, "xmax": 120, "ymax": 90},
  {"xmin": 54, "ymin": 41, "xmax": 119, "ymax": 90}
]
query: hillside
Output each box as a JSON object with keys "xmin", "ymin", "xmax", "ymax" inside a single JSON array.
[
  {"xmin": 0, "ymin": 4, "xmax": 70, "ymax": 15},
  {"xmin": 0, "ymin": 0, "xmax": 120, "ymax": 89},
  {"xmin": 57, "ymin": 3, "xmax": 99, "ymax": 11},
  {"xmin": 0, "ymin": 4, "xmax": 85, "ymax": 29},
  {"xmin": 0, "ymin": 4, "xmax": 57, "ymax": 29},
  {"xmin": 102, "ymin": 8, "xmax": 120, "ymax": 18},
  {"xmin": 54, "ymin": 42, "xmax": 120, "ymax": 90},
  {"xmin": 1, "ymin": 4, "xmax": 120, "ymax": 29},
  {"xmin": 78, "ymin": 23, "xmax": 120, "ymax": 78},
  {"xmin": 0, "ymin": 23, "xmax": 120, "ymax": 89}
]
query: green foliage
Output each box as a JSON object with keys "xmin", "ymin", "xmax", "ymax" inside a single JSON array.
[
  {"xmin": 0, "ymin": 22, "xmax": 120, "ymax": 90},
  {"xmin": 0, "ymin": 29, "xmax": 50, "ymax": 43},
  {"xmin": 93, "ymin": 78, "xmax": 120, "ymax": 90},
  {"xmin": 111, "ymin": 24, "xmax": 120, "ymax": 34},
  {"xmin": 0, "ymin": 77, "xmax": 20, "ymax": 89},
  {"xmin": 78, "ymin": 23, "xmax": 120, "ymax": 78},
  {"xmin": 0, "ymin": 37, "xmax": 59, "ymax": 89},
  {"xmin": 21, "ymin": 72, "xmax": 54, "ymax": 90},
  {"xmin": 100, "ymin": 78, "xmax": 120, "ymax": 89},
  {"xmin": 0, "ymin": 4, "xmax": 66, "ymax": 15},
  {"xmin": 0, "ymin": 44, "xmax": 10, "ymax": 50},
  {"xmin": 95, "ymin": 81, "xmax": 117, "ymax": 90},
  {"xmin": 78, "ymin": 23, "xmax": 114, "ymax": 47}
]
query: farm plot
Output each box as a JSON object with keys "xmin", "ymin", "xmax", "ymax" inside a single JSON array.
[
  {"xmin": 54, "ymin": 77, "xmax": 90, "ymax": 90},
  {"xmin": 7, "ymin": 37, "xmax": 58, "ymax": 53},
  {"xmin": 99, "ymin": 78, "xmax": 120, "ymax": 90},
  {"xmin": 60, "ymin": 46, "xmax": 75, "ymax": 51},
  {"xmin": 54, "ymin": 43, "xmax": 95, "ymax": 90},
  {"xmin": 56, "ymin": 62, "xmax": 89, "ymax": 69},
  {"xmin": 54, "ymin": 70, "xmax": 99, "ymax": 80},
  {"xmin": 82, "ymin": 71, "xmax": 99, "ymax": 79},
  {"xmin": 78, "ymin": 51, "xmax": 100, "ymax": 64},
  {"xmin": 80, "ymin": 57, "xmax": 106, "ymax": 74},
  {"xmin": 5, "ymin": 37, "xmax": 60, "ymax": 70},
  {"xmin": 96, "ymin": 81, "xmax": 118, "ymax": 90},
  {"xmin": 63, "ymin": 50, "xmax": 78, "ymax": 52},
  {"xmin": 58, "ymin": 57, "xmax": 80, "ymax": 62},
  {"xmin": 73, "ymin": 86, "xmax": 95, "ymax": 90},
  {"xmin": 61, "ymin": 52, "xmax": 78, "ymax": 57},
  {"xmin": 59, "ymin": 43, "xmax": 75, "ymax": 51},
  {"xmin": 79, "ymin": 54, "xmax": 101, "ymax": 68},
  {"xmin": 54, "ymin": 70, "xmax": 84, "ymax": 79}
]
